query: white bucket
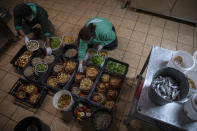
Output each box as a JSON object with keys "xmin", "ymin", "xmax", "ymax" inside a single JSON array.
[
  {"xmin": 53, "ymin": 90, "xmax": 74, "ymax": 111},
  {"xmin": 185, "ymin": 70, "xmax": 197, "ymax": 97},
  {"xmin": 184, "ymin": 94, "xmax": 197, "ymax": 121},
  {"xmin": 167, "ymin": 50, "xmax": 195, "ymax": 73}
]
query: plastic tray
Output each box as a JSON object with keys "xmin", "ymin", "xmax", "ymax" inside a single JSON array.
[
  {"xmin": 23, "ymin": 49, "xmax": 56, "ymax": 84},
  {"xmin": 9, "ymin": 78, "xmax": 47, "ymax": 108},
  {"xmin": 66, "ymin": 63, "xmax": 103, "ymax": 101},
  {"xmin": 10, "ymin": 45, "xmax": 41, "ymax": 74},
  {"xmin": 104, "ymin": 57, "xmax": 129, "ymax": 77},
  {"xmin": 88, "ymin": 70, "xmax": 125, "ymax": 111},
  {"xmin": 42, "ymin": 56, "xmax": 78, "ymax": 93}
]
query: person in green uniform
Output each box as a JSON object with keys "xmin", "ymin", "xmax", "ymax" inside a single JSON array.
[
  {"xmin": 13, "ymin": 3, "xmax": 54, "ymax": 54},
  {"xmin": 78, "ymin": 17, "xmax": 118, "ymax": 72}
]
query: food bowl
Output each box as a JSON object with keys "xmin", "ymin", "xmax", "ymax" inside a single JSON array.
[
  {"xmin": 53, "ymin": 90, "xmax": 74, "ymax": 111},
  {"xmin": 92, "ymin": 55, "xmax": 105, "ymax": 67},
  {"xmin": 167, "ymin": 50, "xmax": 195, "ymax": 73},
  {"xmin": 62, "ymin": 33, "xmax": 77, "ymax": 46},
  {"xmin": 149, "ymin": 67, "xmax": 189, "ymax": 105},
  {"xmin": 34, "ymin": 63, "xmax": 48, "ymax": 76},
  {"xmin": 185, "ymin": 70, "xmax": 197, "ymax": 97},
  {"xmin": 63, "ymin": 44, "xmax": 78, "ymax": 59},
  {"xmin": 72, "ymin": 101, "xmax": 92, "ymax": 121},
  {"xmin": 184, "ymin": 93, "xmax": 197, "ymax": 121},
  {"xmin": 26, "ymin": 40, "xmax": 39, "ymax": 52},
  {"xmin": 92, "ymin": 109, "xmax": 113, "ymax": 131}
]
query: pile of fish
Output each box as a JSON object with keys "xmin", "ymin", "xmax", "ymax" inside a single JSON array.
[{"xmin": 152, "ymin": 76, "xmax": 180, "ymax": 101}]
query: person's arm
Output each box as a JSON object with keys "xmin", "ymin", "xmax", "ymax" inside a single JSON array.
[
  {"xmin": 45, "ymin": 36, "xmax": 50, "ymax": 47},
  {"xmin": 99, "ymin": 31, "xmax": 116, "ymax": 46},
  {"xmin": 78, "ymin": 40, "xmax": 88, "ymax": 61}
]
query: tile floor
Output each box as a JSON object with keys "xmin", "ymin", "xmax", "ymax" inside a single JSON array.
[{"xmin": 0, "ymin": 0, "xmax": 197, "ymax": 130}]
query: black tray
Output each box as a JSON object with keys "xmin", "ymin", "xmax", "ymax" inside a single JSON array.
[
  {"xmin": 66, "ymin": 63, "xmax": 103, "ymax": 101},
  {"xmin": 42, "ymin": 56, "xmax": 78, "ymax": 93},
  {"xmin": 88, "ymin": 70, "xmax": 125, "ymax": 111},
  {"xmin": 104, "ymin": 57, "xmax": 129, "ymax": 77},
  {"xmin": 9, "ymin": 78, "xmax": 47, "ymax": 108},
  {"xmin": 10, "ymin": 45, "xmax": 41, "ymax": 74},
  {"xmin": 23, "ymin": 49, "xmax": 57, "ymax": 84}
]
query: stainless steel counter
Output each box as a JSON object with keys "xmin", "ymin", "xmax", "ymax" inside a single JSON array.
[{"xmin": 137, "ymin": 46, "xmax": 197, "ymax": 130}]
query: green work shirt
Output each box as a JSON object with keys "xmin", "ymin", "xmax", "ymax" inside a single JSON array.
[
  {"xmin": 14, "ymin": 3, "xmax": 52, "ymax": 37},
  {"xmin": 78, "ymin": 17, "xmax": 116, "ymax": 60}
]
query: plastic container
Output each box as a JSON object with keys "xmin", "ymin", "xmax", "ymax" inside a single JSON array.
[
  {"xmin": 53, "ymin": 90, "xmax": 74, "ymax": 111},
  {"xmin": 184, "ymin": 94, "xmax": 197, "ymax": 121},
  {"xmin": 61, "ymin": 33, "xmax": 77, "ymax": 46},
  {"xmin": 10, "ymin": 45, "xmax": 37, "ymax": 73},
  {"xmin": 67, "ymin": 63, "xmax": 102, "ymax": 101},
  {"xmin": 167, "ymin": 50, "xmax": 195, "ymax": 73},
  {"xmin": 185, "ymin": 70, "xmax": 197, "ymax": 97},
  {"xmin": 26, "ymin": 40, "xmax": 39, "ymax": 52},
  {"xmin": 14, "ymin": 116, "xmax": 50, "ymax": 131},
  {"xmin": 43, "ymin": 56, "xmax": 78, "ymax": 93},
  {"xmin": 34, "ymin": 63, "xmax": 48, "ymax": 76},
  {"xmin": 88, "ymin": 70, "xmax": 125, "ymax": 111},
  {"xmin": 104, "ymin": 57, "xmax": 129, "ymax": 77},
  {"xmin": 63, "ymin": 44, "xmax": 78, "ymax": 59},
  {"xmin": 9, "ymin": 78, "xmax": 47, "ymax": 108},
  {"xmin": 44, "ymin": 37, "xmax": 62, "ymax": 55}
]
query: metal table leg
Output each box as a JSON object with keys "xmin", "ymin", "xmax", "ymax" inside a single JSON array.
[{"xmin": 124, "ymin": 49, "xmax": 152, "ymax": 125}]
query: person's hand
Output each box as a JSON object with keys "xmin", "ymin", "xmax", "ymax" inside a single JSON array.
[
  {"xmin": 97, "ymin": 44, "xmax": 103, "ymax": 54},
  {"xmin": 46, "ymin": 47, "xmax": 52, "ymax": 55},
  {"xmin": 24, "ymin": 36, "xmax": 29, "ymax": 46},
  {"xmin": 78, "ymin": 63, "xmax": 83, "ymax": 72}
]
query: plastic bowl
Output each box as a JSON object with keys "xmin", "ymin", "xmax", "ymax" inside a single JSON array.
[
  {"xmin": 185, "ymin": 70, "xmax": 197, "ymax": 97},
  {"xmin": 53, "ymin": 90, "xmax": 74, "ymax": 111},
  {"xmin": 167, "ymin": 50, "xmax": 195, "ymax": 73},
  {"xmin": 61, "ymin": 33, "xmax": 77, "ymax": 46},
  {"xmin": 34, "ymin": 63, "xmax": 48, "ymax": 76},
  {"xmin": 26, "ymin": 40, "xmax": 39, "ymax": 52},
  {"xmin": 72, "ymin": 100, "xmax": 92, "ymax": 121}
]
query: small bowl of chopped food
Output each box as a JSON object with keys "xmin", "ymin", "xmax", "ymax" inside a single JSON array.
[
  {"xmin": 26, "ymin": 40, "xmax": 39, "ymax": 52},
  {"xmin": 49, "ymin": 37, "xmax": 62, "ymax": 52},
  {"xmin": 167, "ymin": 50, "xmax": 195, "ymax": 72},
  {"xmin": 72, "ymin": 101, "xmax": 92, "ymax": 121},
  {"xmin": 34, "ymin": 63, "xmax": 48, "ymax": 75},
  {"xmin": 63, "ymin": 45, "xmax": 78, "ymax": 59},
  {"xmin": 99, "ymin": 50, "xmax": 108, "ymax": 57},
  {"xmin": 62, "ymin": 34, "xmax": 76, "ymax": 45},
  {"xmin": 53, "ymin": 90, "xmax": 74, "ymax": 111},
  {"xmin": 92, "ymin": 55, "xmax": 105, "ymax": 66},
  {"xmin": 185, "ymin": 70, "xmax": 197, "ymax": 97},
  {"xmin": 92, "ymin": 109, "xmax": 113, "ymax": 131}
]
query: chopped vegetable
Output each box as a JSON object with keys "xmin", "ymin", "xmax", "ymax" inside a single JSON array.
[
  {"xmin": 106, "ymin": 61, "xmax": 126, "ymax": 75},
  {"xmin": 74, "ymin": 103, "xmax": 91, "ymax": 120},
  {"xmin": 35, "ymin": 63, "xmax": 47, "ymax": 72},
  {"xmin": 58, "ymin": 94, "xmax": 71, "ymax": 109},
  {"xmin": 50, "ymin": 37, "xmax": 61, "ymax": 49},
  {"xmin": 92, "ymin": 55, "xmax": 104, "ymax": 66}
]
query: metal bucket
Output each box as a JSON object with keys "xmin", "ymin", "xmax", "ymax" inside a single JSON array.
[{"xmin": 148, "ymin": 67, "xmax": 189, "ymax": 105}]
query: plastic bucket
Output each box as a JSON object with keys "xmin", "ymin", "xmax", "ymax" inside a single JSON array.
[
  {"xmin": 185, "ymin": 70, "xmax": 197, "ymax": 97},
  {"xmin": 167, "ymin": 50, "xmax": 195, "ymax": 73},
  {"xmin": 184, "ymin": 94, "xmax": 197, "ymax": 121},
  {"xmin": 53, "ymin": 90, "xmax": 74, "ymax": 111},
  {"xmin": 14, "ymin": 116, "xmax": 50, "ymax": 131}
]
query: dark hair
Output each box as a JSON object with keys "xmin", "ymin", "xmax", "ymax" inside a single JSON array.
[
  {"xmin": 19, "ymin": 3, "xmax": 33, "ymax": 18},
  {"xmin": 78, "ymin": 23, "xmax": 96, "ymax": 41}
]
